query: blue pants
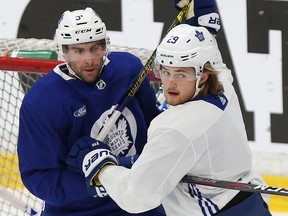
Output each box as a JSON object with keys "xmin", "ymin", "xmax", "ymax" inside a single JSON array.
[{"xmin": 217, "ymin": 193, "xmax": 272, "ymax": 216}]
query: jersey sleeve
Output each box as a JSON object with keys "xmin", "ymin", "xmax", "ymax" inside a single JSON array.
[
  {"xmin": 99, "ymin": 128, "xmax": 195, "ymax": 213},
  {"xmin": 17, "ymin": 102, "xmax": 89, "ymax": 206}
]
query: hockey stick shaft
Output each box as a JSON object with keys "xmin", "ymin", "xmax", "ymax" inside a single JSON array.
[
  {"xmin": 96, "ymin": 5, "xmax": 190, "ymax": 141},
  {"xmin": 181, "ymin": 175, "xmax": 288, "ymax": 196},
  {"xmin": 0, "ymin": 188, "xmax": 38, "ymax": 215}
]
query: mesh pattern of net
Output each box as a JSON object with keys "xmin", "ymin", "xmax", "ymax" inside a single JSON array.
[{"xmin": 0, "ymin": 38, "xmax": 153, "ymax": 63}]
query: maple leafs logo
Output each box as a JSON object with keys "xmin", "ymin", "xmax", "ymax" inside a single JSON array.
[{"xmin": 106, "ymin": 118, "xmax": 132, "ymax": 156}]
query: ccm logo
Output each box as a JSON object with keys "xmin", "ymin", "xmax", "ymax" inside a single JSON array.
[{"xmin": 75, "ymin": 29, "xmax": 92, "ymax": 34}]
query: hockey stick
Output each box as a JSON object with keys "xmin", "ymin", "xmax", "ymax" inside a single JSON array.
[
  {"xmin": 96, "ymin": 4, "xmax": 190, "ymax": 141},
  {"xmin": 181, "ymin": 175, "xmax": 288, "ymax": 196},
  {"xmin": 0, "ymin": 188, "xmax": 38, "ymax": 215}
]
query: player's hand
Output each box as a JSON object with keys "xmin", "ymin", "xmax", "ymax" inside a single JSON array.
[
  {"xmin": 66, "ymin": 136, "xmax": 118, "ymax": 187},
  {"xmin": 174, "ymin": 0, "xmax": 221, "ymax": 35}
]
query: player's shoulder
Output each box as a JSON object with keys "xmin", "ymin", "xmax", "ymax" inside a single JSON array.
[
  {"xmin": 151, "ymin": 101, "xmax": 223, "ymax": 135},
  {"xmin": 108, "ymin": 51, "xmax": 142, "ymax": 64},
  {"xmin": 193, "ymin": 93, "xmax": 228, "ymax": 111},
  {"xmin": 109, "ymin": 51, "xmax": 138, "ymax": 58},
  {"xmin": 105, "ymin": 52, "xmax": 143, "ymax": 77},
  {"xmin": 23, "ymin": 68, "xmax": 71, "ymax": 103},
  {"xmin": 28, "ymin": 69, "xmax": 65, "ymax": 90}
]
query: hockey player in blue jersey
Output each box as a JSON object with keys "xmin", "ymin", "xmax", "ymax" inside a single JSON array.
[
  {"xmin": 17, "ymin": 7, "xmax": 164, "ymax": 216},
  {"xmin": 65, "ymin": 1, "xmax": 272, "ymax": 216}
]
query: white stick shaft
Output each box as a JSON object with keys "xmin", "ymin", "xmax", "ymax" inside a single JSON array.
[{"xmin": 96, "ymin": 110, "xmax": 122, "ymax": 141}]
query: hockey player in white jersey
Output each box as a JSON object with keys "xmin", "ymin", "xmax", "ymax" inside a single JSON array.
[{"xmin": 65, "ymin": 1, "xmax": 273, "ymax": 215}]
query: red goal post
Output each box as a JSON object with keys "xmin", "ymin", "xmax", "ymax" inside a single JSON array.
[{"xmin": 0, "ymin": 38, "xmax": 161, "ymax": 216}]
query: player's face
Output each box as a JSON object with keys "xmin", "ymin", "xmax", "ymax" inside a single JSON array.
[
  {"xmin": 161, "ymin": 66, "xmax": 197, "ymax": 106},
  {"xmin": 64, "ymin": 41, "xmax": 107, "ymax": 83}
]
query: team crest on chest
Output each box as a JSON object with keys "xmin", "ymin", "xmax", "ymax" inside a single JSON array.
[
  {"xmin": 106, "ymin": 118, "xmax": 132, "ymax": 155},
  {"xmin": 90, "ymin": 106, "xmax": 137, "ymax": 157}
]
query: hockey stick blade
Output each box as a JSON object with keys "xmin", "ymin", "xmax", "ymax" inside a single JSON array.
[
  {"xmin": 0, "ymin": 188, "xmax": 38, "ymax": 215},
  {"xmin": 96, "ymin": 4, "xmax": 190, "ymax": 141},
  {"xmin": 181, "ymin": 175, "xmax": 288, "ymax": 196}
]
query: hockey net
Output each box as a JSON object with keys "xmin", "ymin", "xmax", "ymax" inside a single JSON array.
[{"xmin": 0, "ymin": 38, "xmax": 161, "ymax": 216}]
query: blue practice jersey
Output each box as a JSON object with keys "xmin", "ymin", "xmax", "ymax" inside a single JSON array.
[{"xmin": 17, "ymin": 52, "xmax": 163, "ymax": 215}]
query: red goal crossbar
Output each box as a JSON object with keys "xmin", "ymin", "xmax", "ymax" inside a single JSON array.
[
  {"xmin": 0, "ymin": 56, "xmax": 160, "ymax": 82},
  {"xmin": 0, "ymin": 56, "xmax": 62, "ymax": 73}
]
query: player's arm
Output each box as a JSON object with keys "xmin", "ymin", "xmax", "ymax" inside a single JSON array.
[
  {"xmin": 17, "ymin": 103, "xmax": 90, "ymax": 205},
  {"xmin": 65, "ymin": 127, "xmax": 195, "ymax": 213},
  {"xmin": 174, "ymin": 0, "xmax": 221, "ymax": 35}
]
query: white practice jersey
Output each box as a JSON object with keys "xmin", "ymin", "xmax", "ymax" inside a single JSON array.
[{"xmin": 99, "ymin": 46, "xmax": 266, "ymax": 215}]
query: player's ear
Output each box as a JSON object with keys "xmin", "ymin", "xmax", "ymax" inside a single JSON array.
[{"xmin": 199, "ymin": 72, "xmax": 209, "ymax": 85}]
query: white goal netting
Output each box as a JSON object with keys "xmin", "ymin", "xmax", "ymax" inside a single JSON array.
[{"xmin": 0, "ymin": 38, "xmax": 159, "ymax": 216}]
